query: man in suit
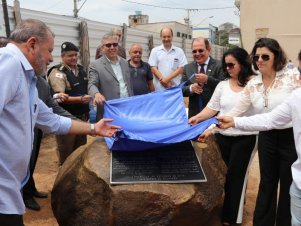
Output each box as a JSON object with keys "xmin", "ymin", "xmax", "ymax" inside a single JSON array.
[
  {"xmin": 95, "ymin": 28, "xmax": 126, "ymax": 60},
  {"xmin": 89, "ymin": 32, "xmax": 134, "ymax": 121},
  {"xmin": 181, "ymin": 37, "xmax": 225, "ymax": 118}
]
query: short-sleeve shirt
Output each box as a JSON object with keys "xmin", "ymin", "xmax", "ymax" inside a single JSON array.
[
  {"xmin": 207, "ymin": 80, "xmax": 257, "ymax": 136},
  {"xmin": 47, "ymin": 63, "xmax": 79, "ymax": 93},
  {"xmin": 148, "ymin": 44, "xmax": 187, "ymax": 91},
  {"xmin": 128, "ymin": 60, "xmax": 153, "ymax": 95}
]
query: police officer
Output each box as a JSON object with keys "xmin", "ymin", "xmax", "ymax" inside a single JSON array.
[{"xmin": 48, "ymin": 42, "xmax": 91, "ymax": 165}]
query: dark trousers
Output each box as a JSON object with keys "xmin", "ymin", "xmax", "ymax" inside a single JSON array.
[
  {"xmin": 0, "ymin": 214, "xmax": 24, "ymax": 226},
  {"xmin": 56, "ymin": 113, "xmax": 88, "ymax": 165},
  {"xmin": 215, "ymin": 133, "xmax": 257, "ymax": 224},
  {"xmin": 22, "ymin": 128, "xmax": 43, "ymax": 200},
  {"xmin": 254, "ymin": 128, "xmax": 297, "ymax": 226}
]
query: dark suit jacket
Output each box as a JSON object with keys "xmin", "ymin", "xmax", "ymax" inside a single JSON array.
[
  {"xmin": 37, "ymin": 76, "xmax": 74, "ymax": 118},
  {"xmin": 34, "ymin": 76, "xmax": 75, "ymax": 155},
  {"xmin": 88, "ymin": 56, "xmax": 134, "ymax": 121},
  {"xmin": 181, "ymin": 57, "xmax": 225, "ymax": 118}
]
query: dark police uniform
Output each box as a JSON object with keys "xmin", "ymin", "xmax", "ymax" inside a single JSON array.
[{"xmin": 47, "ymin": 42, "xmax": 89, "ymax": 165}]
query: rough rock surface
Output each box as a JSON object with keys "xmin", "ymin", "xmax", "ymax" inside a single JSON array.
[{"xmin": 51, "ymin": 136, "xmax": 226, "ymax": 226}]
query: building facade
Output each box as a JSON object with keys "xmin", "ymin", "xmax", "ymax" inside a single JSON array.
[
  {"xmin": 192, "ymin": 24, "xmax": 218, "ymax": 44},
  {"xmin": 237, "ymin": 0, "xmax": 301, "ymax": 64},
  {"xmin": 133, "ymin": 21, "xmax": 192, "ymax": 40}
]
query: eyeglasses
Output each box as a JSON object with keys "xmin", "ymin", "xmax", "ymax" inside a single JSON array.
[
  {"xmin": 225, "ymin": 63, "xmax": 235, "ymax": 69},
  {"xmin": 104, "ymin": 43, "xmax": 118, "ymax": 48},
  {"xmin": 253, "ymin": 54, "xmax": 270, "ymax": 62},
  {"xmin": 192, "ymin": 49, "xmax": 205, "ymax": 54},
  {"xmin": 133, "ymin": 51, "xmax": 142, "ymax": 54}
]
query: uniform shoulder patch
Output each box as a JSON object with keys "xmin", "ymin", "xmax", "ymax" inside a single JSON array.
[{"xmin": 55, "ymin": 72, "xmax": 64, "ymax": 79}]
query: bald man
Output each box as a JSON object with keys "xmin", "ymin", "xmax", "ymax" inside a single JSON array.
[
  {"xmin": 128, "ymin": 44, "xmax": 154, "ymax": 95},
  {"xmin": 148, "ymin": 27, "xmax": 187, "ymax": 91}
]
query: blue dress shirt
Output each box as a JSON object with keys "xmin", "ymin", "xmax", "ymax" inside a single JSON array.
[{"xmin": 0, "ymin": 44, "xmax": 71, "ymax": 214}]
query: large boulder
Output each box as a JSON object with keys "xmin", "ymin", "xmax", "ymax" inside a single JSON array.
[{"xmin": 51, "ymin": 136, "xmax": 226, "ymax": 226}]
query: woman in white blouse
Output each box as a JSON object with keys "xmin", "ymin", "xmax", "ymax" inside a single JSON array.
[
  {"xmin": 222, "ymin": 38, "xmax": 301, "ymax": 226},
  {"xmin": 189, "ymin": 47, "xmax": 257, "ymax": 225}
]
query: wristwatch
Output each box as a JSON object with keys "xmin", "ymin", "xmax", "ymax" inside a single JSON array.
[{"xmin": 90, "ymin": 123, "xmax": 96, "ymax": 135}]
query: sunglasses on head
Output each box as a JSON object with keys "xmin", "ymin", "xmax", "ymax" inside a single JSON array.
[
  {"xmin": 192, "ymin": 49, "xmax": 205, "ymax": 54},
  {"xmin": 104, "ymin": 43, "xmax": 118, "ymax": 48},
  {"xmin": 225, "ymin": 63, "xmax": 235, "ymax": 69},
  {"xmin": 253, "ymin": 54, "xmax": 270, "ymax": 62}
]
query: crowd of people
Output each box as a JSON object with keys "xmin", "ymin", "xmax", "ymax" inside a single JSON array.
[{"xmin": 1, "ymin": 18, "xmax": 301, "ymax": 226}]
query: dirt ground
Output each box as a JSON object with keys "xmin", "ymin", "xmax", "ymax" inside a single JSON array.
[{"xmin": 23, "ymin": 134, "xmax": 259, "ymax": 226}]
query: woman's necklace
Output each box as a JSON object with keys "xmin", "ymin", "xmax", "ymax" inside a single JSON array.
[{"xmin": 262, "ymin": 76, "xmax": 276, "ymax": 108}]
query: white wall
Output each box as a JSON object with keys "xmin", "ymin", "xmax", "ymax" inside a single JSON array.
[
  {"xmin": 0, "ymin": 5, "xmax": 227, "ymax": 66},
  {"xmin": 240, "ymin": 0, "xmax": 301, "ymax": 64}
]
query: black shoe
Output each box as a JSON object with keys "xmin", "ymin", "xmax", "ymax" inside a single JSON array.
[
  {"xmin": 33, "ymin": 190, "xmax": 48, "ymax": 198},
  {"xmin": 24, "ymin": 197, "xmax": 41, "ymax": 211}
]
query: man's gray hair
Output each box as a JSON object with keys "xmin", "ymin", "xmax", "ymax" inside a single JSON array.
[
  {"xmin": 9, "ymin": 19, "xmax": 54, "ymax": 43},
  {"xmin": 101, "ymin": 32, "xmax": 119, "ymax": 45},
  {"xmin": 192, "ymin": 37, "xmax": 211, "ymax": 50}
]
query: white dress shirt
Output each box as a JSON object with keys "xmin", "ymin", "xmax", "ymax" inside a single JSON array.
[
  {"xmin": 148, "ymin": 44, "xmax": 187, "ymax": 91},
  {"xmin": 207, "ymin": 80, "xmax": 257, "ymax": 136},
  {"xmin": 227, "ymin": 68, "xmax": 301, "ymax": 129},
  {"xmin": 234, "ymin": 88, "xmax": 301, "ymax": 189}
]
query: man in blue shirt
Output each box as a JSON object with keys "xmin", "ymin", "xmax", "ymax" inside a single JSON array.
[
  {"xmin": 0, "ymin": 19, "xmax": 119, "ymax": 226},
  {"xmin": 128, "ymin": 43, "xmax": 154, "ymax": 95}
]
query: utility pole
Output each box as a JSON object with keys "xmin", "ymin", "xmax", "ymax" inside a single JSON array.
[
  {"xmin": 73, "ymin": 0, "xmax": 78, "ymax": 18},
  {"xmin": 2, "ymin": 0, "xmax": 10, "ymax": 37},
  {"xmin": 184, "ymin": 9, "xmax": 203, "ymax": 39},
  {"xmin": 184, "ymin": 10, "xmax": 190, "ymax": 26},
  {"xmin": 73, "ymin": 0, "xmax": 88, "ymax": 18},
  {"xmin": 184, "ymin": 9, "xmax": 194, "ymax": 39},
  {"xmin": 13, "ymin": 0, "xmax": 21, "ymax": 25}
]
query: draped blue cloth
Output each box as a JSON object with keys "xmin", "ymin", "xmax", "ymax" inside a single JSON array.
[{"xmin": 104, "ymin": 85, "xmax": 217, "ymax": 151}]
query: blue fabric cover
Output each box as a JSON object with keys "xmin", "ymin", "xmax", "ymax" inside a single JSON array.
[{"xmin": 104, "ymin": 85, "xmax": 217, "ymax": 151}]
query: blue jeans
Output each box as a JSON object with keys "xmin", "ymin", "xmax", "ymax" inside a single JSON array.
[
  {"xmin": 89, "ymin": 102, "xmax": 97, "ymax": 123},
  {"xmin": 290, "ymin": 181, "xmax": 301, "ymax": 226}
]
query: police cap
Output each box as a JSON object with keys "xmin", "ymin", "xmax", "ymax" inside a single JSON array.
[{"xmin": 61, "ymin": 42, "xmax": 79, "ymax": 53}]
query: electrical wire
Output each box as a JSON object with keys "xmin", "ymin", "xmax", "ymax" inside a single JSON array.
[
  {"xmin": 78, "ymin": 0, "xmax": 88, "ymax": 12},
  {"xmin": 121, "ymin": 0, "xmax": 235, "ymax": 11},
  {"xmin": 42, "ymin": 0, "xmax": 66, "ymax": 11}
]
